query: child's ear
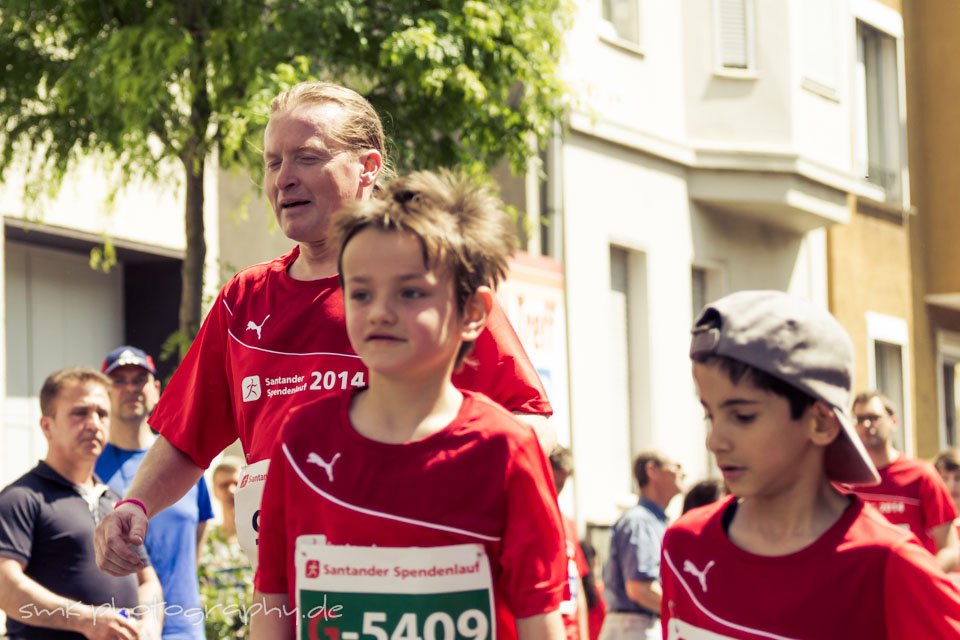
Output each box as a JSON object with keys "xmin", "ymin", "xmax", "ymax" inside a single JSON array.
[
  {"xmin": 810, "ymin": 402, "xmax": 841, "ymax": 446},
  {"xmin": 461, "ymin": 286, "xmax": 493, "ymax": 341}
]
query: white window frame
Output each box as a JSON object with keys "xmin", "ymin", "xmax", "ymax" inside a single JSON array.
[
  {"xmin": 865, "ymin": 312, "xmax": 913, "ymax": 455},
  {"xmin": 936, "ymin": 331, "xmax": 960, "ymax": 450},
  {"xmin": 850, "ymin": 0, "xmax": 909, "ymax": 208},
  {"xmin": 712, "ymin": 0, "xmax": 756, "ymax": 77},
  {"xmin": 599, "ymin": 0, "xmax": 643, "ymax": 55}
]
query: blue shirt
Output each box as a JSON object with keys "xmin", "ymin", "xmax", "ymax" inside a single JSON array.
[
  {"xmin": 603, "ymin": 497, "xmax": 668, "ymax": 616},
  {"xmin": 96, "ymin": 443, "xmax": 213, "ymax": 640}
]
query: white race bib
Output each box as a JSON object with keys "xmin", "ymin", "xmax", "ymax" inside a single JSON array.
[
  {"xmin": 234, "ymin": 458, "xmax": 270, "ymax": 567},
  {"xmin": 295, "ymin": 537, "xmax": 496, "ymax": 640}
]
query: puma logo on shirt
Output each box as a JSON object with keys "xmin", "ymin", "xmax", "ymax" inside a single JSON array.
[
  {"xmin": 683, "ymin": 559, "xmax": 715, "ymax": 592},
  {"xmin": 307, "ymin": 452, "xmax": 342, "ymax": 482},
  {"xmin": 246, "ymin": 314, "xmax": 271, "ymax": 340}
]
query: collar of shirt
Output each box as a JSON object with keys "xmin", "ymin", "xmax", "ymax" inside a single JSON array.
[
  {"xmin": 34, "ymin": 460, "xmax": 107, "ymax": 489},
  {"xmin": 639, "ymin": 496, "xmax": 668, "ymax": 522}
]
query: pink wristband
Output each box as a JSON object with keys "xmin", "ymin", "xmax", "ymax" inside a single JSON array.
[{"xmin": 115, "ymin": 498, "xmax": 148, "ymax": 518}]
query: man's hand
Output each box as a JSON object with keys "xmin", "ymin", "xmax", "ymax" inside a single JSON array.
[
  {"xmin": 94, "ymin": 503, "xmax": 148, "ymax": 576},
  {"xmin": 94, "ymin": 435, "xmax": 205, "ymax": 576},
  {"xmin": 78, "ymin": 608, "xmax": 141, "ymax": 640}
]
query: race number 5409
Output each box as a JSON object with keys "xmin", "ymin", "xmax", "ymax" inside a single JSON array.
[{"xmin": 310, "ymin": 609, "xmax": 489, "ymax": 640}]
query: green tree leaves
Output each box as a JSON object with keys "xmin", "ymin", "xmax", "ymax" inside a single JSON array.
[{"xmin": 0, "ymin": 0, "xmax": 570, "ymax": 344}]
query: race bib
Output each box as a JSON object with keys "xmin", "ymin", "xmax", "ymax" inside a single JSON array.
[
  {"xmin": 234, "ymin": 458, "xmax": 270, "ymax": 567},
  {"xmin": 559, "ymin": 555, "xmax": 578, "ymax": 616},
  {"xmin": 295, "ymin": 537, "xmax": 496, "ymax": 640}
]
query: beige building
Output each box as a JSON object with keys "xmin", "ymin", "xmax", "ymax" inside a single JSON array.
[
  {"xmin": 825, "ymin": 0, "xmax": 917, "ymax": 454},
  {"xmin": 904, "ymin": 0, "xmax": 960, "ymax": 459},
  {"xmin": 826, "ymin": 0, "xmax": 960, "ymax": 461}
]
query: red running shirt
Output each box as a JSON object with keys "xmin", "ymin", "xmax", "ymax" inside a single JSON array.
[
  {"xmin": 660, "ymin": 496, "xmax": 960, "ymax": 639},
  {"xmin": 255, "ymin": 389, "xmax": 567, "ymax": 640},
  {"xmin": 150, "ymin": 247, "xmax": 551, "ymax": 466},
  {"xmin": 847, "ymin": 457, "xmax": 958, "ymax": 554}
]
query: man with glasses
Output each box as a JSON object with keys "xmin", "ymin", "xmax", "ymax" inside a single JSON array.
[
  {"xmin": 850, "ymin": 390, "xmax": 959, "ymax": 571},
  {"xmin": 600, "ymin": 451, "xmax": 683, "ymax": 640},
  {"xmin": 95, "ymin": 347, "xmax": 213, "ymax": 639}
]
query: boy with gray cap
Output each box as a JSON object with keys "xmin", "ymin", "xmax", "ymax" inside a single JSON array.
[{"xmin": 660, "ymin": 290, "xmax": 960, "ymax": 639}]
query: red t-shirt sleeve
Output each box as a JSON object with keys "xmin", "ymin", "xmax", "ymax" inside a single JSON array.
[
  {"xmin": 885, "ymin": 538, "xmax": 960, "ymax": 637},
  {"xmin": 150, "ymin": 288, "xmax": 237, "ymax": 468},
  {"xmin": 920, "ymin": 467, "xmax": 959, "ymax": 532},
  {"xmin": 254, "ymin": 434, "xmax": 290, "ymax": 594},
  {"xmin": 453, "ymin": 297, "xmax": 552, "ymax": 416},
  {"xmin": 497, "ymin": 429, "xmax": 567, "ymax": 618}
]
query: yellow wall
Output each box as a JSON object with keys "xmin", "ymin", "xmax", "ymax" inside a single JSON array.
[
  {"xmin": 827, "ymin": 202, "xmax": 912, "ymax": 422},
  {"xmin": 905, "ymin": 0, "xmax": 960, "ymax": 296},
  {"xmin": 904, "ymin": 0, "xmax": 960, "ymax": 458}
]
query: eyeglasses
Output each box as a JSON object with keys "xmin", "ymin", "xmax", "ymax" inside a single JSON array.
[
  {"xmin": 662, "ymin": 463, "xmax": 685, "ymax": 477},
  {"xmin": 854, "ymin": 413, "xmax": 887, "ymax": 425}
]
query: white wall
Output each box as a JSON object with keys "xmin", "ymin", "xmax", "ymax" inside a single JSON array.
[
  {"xmin": 682, "ymin": 0, "xmax": 795, "ymax": 148},
  {"xmin": 3, "ymin": 243, "xmax": 123, "ymax": 487},
  {"xmin": 562, "ymin": 135, "xmax": 832, "ymax": 526},
  {"xmin": 563, "ymin": 0, "xmax": 687, "ymax": 160},
  {"xmin": 562, "ymin": 134, "xmax": 703, "ymax": 525},
  {"xmin": 0, "ymin": 157, "xmax": 186, "ymax": 251}
]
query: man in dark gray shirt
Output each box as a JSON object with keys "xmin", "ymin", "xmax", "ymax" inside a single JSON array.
[{"xmin": 0, "ymin": 367, "xmax": 161, "ymax": 639}]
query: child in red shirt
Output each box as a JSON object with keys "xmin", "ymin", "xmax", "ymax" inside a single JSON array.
[
  {"xmin": 661, "ymin": 290, "xmax": 960, "ymax": 639},
  {"xmin": 251, "ymin": 171, "xmax": 567, "ymax": 640}
]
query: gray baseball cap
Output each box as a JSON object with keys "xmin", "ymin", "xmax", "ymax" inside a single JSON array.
[{"xmin": 690, "ymin": 290, "xmax": 879, "ymax": 486}]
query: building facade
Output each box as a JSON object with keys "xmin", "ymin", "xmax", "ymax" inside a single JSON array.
[
  {"xmin": 555, "ymin": 0, "xmax": 910, "ymax": 528},
  {"xmin": 903, "ymin": 0, "xmax": 960, "ymax": 459},
  {"xmin": 0, "ymin": 160, "xmax": 292, "ymax": 488}
]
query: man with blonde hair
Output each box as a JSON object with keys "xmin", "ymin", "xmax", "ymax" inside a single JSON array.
[{"xmin": 96, "ymin": 81, "xmax": 554, "ymax": 576}]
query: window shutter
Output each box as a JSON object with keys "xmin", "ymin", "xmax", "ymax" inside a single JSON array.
[{"xmin": 717, "ymin": 0, "xmax": 749, "ymax": 69}]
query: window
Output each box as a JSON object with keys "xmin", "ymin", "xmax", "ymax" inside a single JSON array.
[
  {"xmin": 538, "ymin": 131, "xmax": 563, "ymax": 260},
  {"xmin": 691, "ymin": 265, "xmax": 723, "ymax": 322},
  {"xmin": 854, "ymin": 20, "xmax": 902, "ymax": 201},
  {"xmin": 714, "ymin": 0, "xmax": 754, "ymax": 71},
  {"xmin": 610, "ymin": 247, "xmax": 634, "ymax": 483},
  {"xmin": 938, "ymin": 333, "xmax": 960, "ymax": 449},
  {"xmin": 600, "ymin": 0, "xmax": 641, "ymax": 49},
  {"xmin": 610, "ymin": 246, "xmax": 653, "ymax": 492},
  {"xmin": 874, "ymin": 340, "xmax": 906, "ymax": 452},
  {"xmin": 866, "ymin": 312, "xmax": 911, "ymax": 454},
  {"xmin": 692, "ymin": 267, "xmax": 708, "ymax": 322},
  {"xmin": 944, "ymin": 360, "xmax": 959, "ymax": 448}
]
